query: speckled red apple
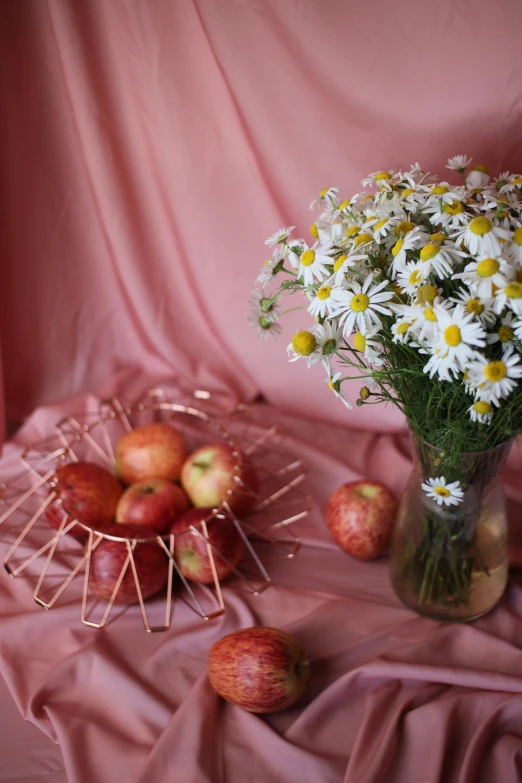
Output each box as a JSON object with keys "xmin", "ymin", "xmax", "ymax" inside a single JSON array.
[
  {"xmin": 55, "ymin": 461, "xmax": 123, "ymax": 528},
  {"xmin": 181, "ymin": 444, "xmax": 258, "ymax": 515},
  {"xmin": 170, "ymin": 507, "xmax": 244, "ymax": 583},
  {"xmin": 115, "ymin": 422, "xmax": 186, "ymax": 485},
  {"xmin": 326, "ymin": 481, "xmax": 397, "ymax": 560},
  {"xmin": 208, "ymin": 627, "xmax": 309, "ymax": 713},
  {"xmin": 45, "ymin": 500, "xmax": 88, "ymax": 541},
  {"xmin": 115, "ymin": 479, "xmax": 189, "ymax": 534}
]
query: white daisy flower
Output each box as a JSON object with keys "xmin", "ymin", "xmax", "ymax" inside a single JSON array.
[
  {"xmin": 396, "ymin": 261, "xmax": 428, "ymax": 296},
  {"xmin": 422, "ymin": 477, "xmax": 464, "ymax": 507},
  {"xmin": 288, "ymin": 242, "xmax": 333, "ymax": 286},
  {"xmin": 332, "ymin": 253, "xmax": 366, "ymax": 286},
  {"xmin": 504, "ymin": 227, "xmax": 522, "ymax": 265},
  {"xmin": 446, "ymin": 154, "xmax": 472, "ymax": 172},
  {"xmin": 325, "ymin": 372, "xmax": 352, "ymax": 409},
  {"xmin": 361, "ymin": 170, "xmax": 396, "ymax": 190},
  {"xmin": 257, "ymin": 257, "xmax": 280, "ymax": 288},
  {"xmin": 248, "ymin": 313, "xmax": 283, "ymax": 340},
  {"xmin": 329, "ymin": 276, "xmax": 393, "ymax": 338},
  {"xmin": 308, "ymin": 280, "xmax": 337, "ymax": 319},
  {"xmin": 513, "ymin": 317, "xmax": 522, "ymax": 342},
  {"xmin": 419, "ymin": 240, "xmax": 466, "ymax": 279},
  {"xmin": 423, "ymin": 304, "xmax": 486, "ymax": 381},
  {"xmin": 364, "ymin": 215, "xmax": 401, "ymax": 241},
  {"xmin": 395, "ymin": 297, "xmax": 449, "ymax": 343},
  {"xmin": 487, "ymin": 312, "xmax": 517, "ymax": 352},
  {"xmin": 311, "ymin": 321, "xmax": 343, "ymax": 371},
  {"xmin": 452, "ymin": 256, "xmax": 512, "ymax": 299},
  {"xmin": 249, "ymin": 290, "xmax": 279, "ymax": 319},
  {"xmin": 493, "ymin": 278, "xmax": 522, "ymax": 316},
  {"xmin": 309, "ymin": 188, "xmax": 340, "ymax": 210},
  {"xmin": 398, "ymin": 185, "xmax": 426, "ymax": 210},
  {"xmin": 424, "ymin": 197, "xmax": 469, "ymax": 228},
  {"xmin": 265, "ymin": 226, "xmax": 296, "ymax": 247},
  {"xmin": 425, "ymin": 183, "xmax": 465, "ymax": 206},
  {"xmin": 466, "ymin": 345, "xmax": 522, "ymax": 406},
  {"xmin": 352, "ymin": 328, "xmax": 383, "ymax": 366},
  {"xmin": 466, "ymin": 165, "xmax": 490, "ymax": 189},
  {"xmin": 389, "ymin": 226, "xmax": 429, "ymax": 277},
  {"xmin": 453, "ymin": 216, "xmax": 511, "ymax": 257},
  {"xmin": 499, "ymin": 174, "xmax": 522, "ymax": 195},
  {"xmin": 286, "ymin": 329, "xmax": 318, "ymax": 366},
  {"xmin": 391, "ymin": 318, "xmax": 414, "ymax": 344},
  {"xmin": 468, "ymin": 400, "xmax": 494, "ymax": 425},
  {"xmin": 450, "ymin": 289, "xmax": 496, "ymax": 327}
]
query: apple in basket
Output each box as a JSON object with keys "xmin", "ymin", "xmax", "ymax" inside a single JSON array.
[
  {"xmin": 45, "ymin": 501, "xmax": 88, "ymax": 541},
  {"xmin": 181, "ymin": 444, "xmax": 258, "ymax": 515},
  {"xmin": 326, "ymin": 480, "xmax": 397, "ymax": 560},
  {"xmin": 115, "ymin": 479, "xmax": 189, "ymax": 534},
  {"xmin": 170, "ymin": 507, "xmax": 244, "ymax": 584},
  {"xmin": 88, "ymin": 523, "xmax": 169, "ymax": 604},
  {"xmin": 208, "ymin": 627, "xmax": 310, "ymax": 713},
  {"xmin": 54, "ymin": 461, "xmax": 123, "ymax": 529},
  {"xmin": 115, "ymin": 422, "xmax": 186, "ymax": 485}
]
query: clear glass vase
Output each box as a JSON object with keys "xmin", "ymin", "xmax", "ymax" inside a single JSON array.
[{"xmin": 390, "ymin": 434, "xmax": 512, "ymax": 622}]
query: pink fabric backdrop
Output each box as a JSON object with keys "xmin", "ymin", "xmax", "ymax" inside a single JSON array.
[{"xmin": 1, "ymin": 1, "xmax": 522, "ymax": 781}]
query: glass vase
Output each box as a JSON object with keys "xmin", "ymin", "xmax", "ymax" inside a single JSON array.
[{"xmin": 390, "ymin": 434, "xmax": 512, "ymax": 622}]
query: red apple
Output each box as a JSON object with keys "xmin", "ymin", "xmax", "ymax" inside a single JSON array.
[
  {"xmin": 180, "ymin": 444, "xmax": 258, "ymax": 515},
  {"xmin": 88, "ymin": 523, "xmax": 169, "ymax": 604},
  {"xmin": 115, "ymin": 479, "xmax": 189, "ymax": 534},
  {"xmin": 170, "ymin": 507, "xmax": 244, "ymax": 584},
  {"xmin": 55, "ymin": 461, "xmax": 123, "ymax": 529},
  {"xmin": 208, "ymin": 627, "xmax": 309, "ymax": 713},
  {"xmin": 44, "ymin": 500, "xmax": 87, "ymax": 541},
  {"xmin": 115, "ymin": 422, "xmax": 186, "ymax": 485},
  {"xmin": 326, "ymin": 480, "xmax": 397, "ymax": 560}
]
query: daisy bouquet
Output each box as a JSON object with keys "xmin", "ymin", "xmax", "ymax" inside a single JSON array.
[{"xmin": 250, "ymin": 156, "xmax": 522, "ymax": 610}]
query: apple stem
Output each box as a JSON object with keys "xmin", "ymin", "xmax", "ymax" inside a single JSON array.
[{"xmin": 191, "ymin": 462, "xmax": 209, "ymax": 470}]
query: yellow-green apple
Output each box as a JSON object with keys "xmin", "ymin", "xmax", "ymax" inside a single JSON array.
[
  {"xmin": 170, "ymin": 507, "xmax": 244, "ymax": 583},
  {"xmin": 326, "ymin": 480, "xmax": 397, "ymax": 560},
  {"xmin": 115, "ymin": 479, "xmax": 189, "ymax": 534},
  {"xmin": 115, "ymin": 422, "xmax": 186, "ymax": 485},
  {"xmin": 55, "ymin": 461, "xmax": 123, "ymax": 529},
  {"xmin": 88, "ymin": 523, "xmax": 169, "ymax": 604},
  {"xmin": 180, "ymin": 444, "xmax": 258, "ymax": 515},
  {"xmin": 208, "ymin": 627, "xmax": 310, "ymax": 713}
]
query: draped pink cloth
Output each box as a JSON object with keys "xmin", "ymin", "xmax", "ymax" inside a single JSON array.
[{"xmin": 1, "ymin": 1, "xmax": 522, "ymax": 781}]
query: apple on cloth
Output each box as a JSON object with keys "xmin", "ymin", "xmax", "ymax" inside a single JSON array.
[
  {"xmin": 170, "ymin": 507, "xmax": 244, "ymax": 584},
  {"xmin": 115, "ymin": 479, "xmax": 189, "ymax": 534},
  {"xmin": 181, "ymin": 443, "xmax": 258, "ymax": 515},
  {"xmin": 115, "ymin": 422, "xmax": 186, "ymax": 485},
  {"xmin": 326, "ymin": 480, "xmax": 397, "ymax": 560},
  {"xmin": 53, "ymin": 461, "xmax": 123, "ymax": 529},
  {"xmin": 87, "ymin": 523, "xmax": 169, "ymax": 604},
  {"xmin": 208, "ymin": 627, "xmax": 309, "ymax": 713}
]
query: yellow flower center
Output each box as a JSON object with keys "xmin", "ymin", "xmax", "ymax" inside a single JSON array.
[
  {"xmin": 431, "ymin": 185, "xmax": 449, "ymax": 195},
  {"xmin": 362, "ymin": 194, "xmax": 374, "ymax": 202},
  {"xmin": 395, "ymin": 220, "xmax": 415, "ymax": 237},
  {"xmin": 263, "ymin": 259, "xmax": 271, "ymax": 267},
  {"xmin": 374, "ymin": 172, "xmax": 391, "ymax": 181},
  {"xmin": 420, "ymin": 244, "xmax": 440, "ymax": 262},
  {"xmin": 310, "ymin": 223, "xmax": 319, "ymax": 239},
  {"xmin": 466, "ymin": 298, "xmax": 484, "ymax": 315},
  {"xmin": 511, "ymin": 176, "xmax": 522, "ymax": 185},
  {"xmin": 499, "ymin": 325, "xmax": 514, "ymax": 342},
  {"xmin": 444, "ymin": 325, "xmax": 461, "ymax": 346},
  {"xmin": 505, "ymin": 282, "xmax": 522, "ymax": 298},
  {"xmin": 476, "ymin": 258, "xmax": 499, "ymax": 277},
  {"xmin": 434, "ymin": 487, "xmax": 451, "ymax": 497},
  {"xmin": 319, "ymin": 189, "xmax": 329, "ymax": 197},
  {"xmin": 417, "ymin": 284, "xmax": 438, "ymax": 305},
  {"xmin": 351, "ymin": 293, "xmax": 370, "ymax": 312},
  {"xmin": 317, "ymin": 286, "xmax": 331, "ymax": 301},
  {"xmin": 327, "ymin": 380, "xmax": 335, "ymax": 391},
  {"xmin": 424, "ymin": 307, "xmax": 437, "ymax": 322},
  {"xmin": 391, "ymin": 239, "xmax": 404, "ymax": 257},
  {"xmin": 354, "ymin": 233, "xmax": 373, "ymax": 248},
  {"xmin": 353, "ymin": 332, "xmax": 366, "ymax": 351},
  {"xmin": 374, "ymin": 218, "xmax": 389, "ymax": 230},
  {"xmin": 333, "ymin": 254, "xmax": 347, "ymax": 272},
  {"xmin": 472, "ymin": 164, "xmax": 489, "ymax": 174},
  {"xmin": 473, "ymin": 401, "xmax": 492, "ymax": 414},
  {"xmin": 469, "ymin": 217, "xmax": 492, "ymax": 235},
  {"xmin": 345, "ymin": 226, "xmax": 360, "ymax": 238},
  {"xmin": 443, "ymin": 201, "xmax": 465, "ymax": 215},
  {"xmin": 430, "ymin": 232, "xmax": 446, "ymax": 243},
  {"xmin": 484, "ymin": 361, "xmax": 507, "ymax": 382},
  {"xmin": 338, "ymin": 200, "xmax": 350, "ymax": 210},
  {"xmin": 291, "ymin": 331, "xmax": 317, "ymax": 356},
  {"xmin": 401, "ymin": 188, "xmax": 415, "ymax": 197},
  {"xmin": 397, "ymin": 321, "xmax": 411, "ymax": 334},
  {"xmin": 512, "ymin": 227, "xmax": 522, "ymax": 246},
  {"xmin": 301, "ymin": 249, "xmax": 316, "ymax": 267},
  {"xmin": 408, "ymin": 270, "xmax": 423, "ymax": 285}
]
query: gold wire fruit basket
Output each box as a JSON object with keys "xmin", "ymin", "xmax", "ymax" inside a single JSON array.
[{"xmin": 0, "ymin": 387, "xmax": 310, "ymax": 632}]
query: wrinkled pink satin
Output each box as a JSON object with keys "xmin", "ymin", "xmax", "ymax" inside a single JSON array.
[{"xmin": 0, "ymin": 1, "xmax": 522, "ymax": 781}]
